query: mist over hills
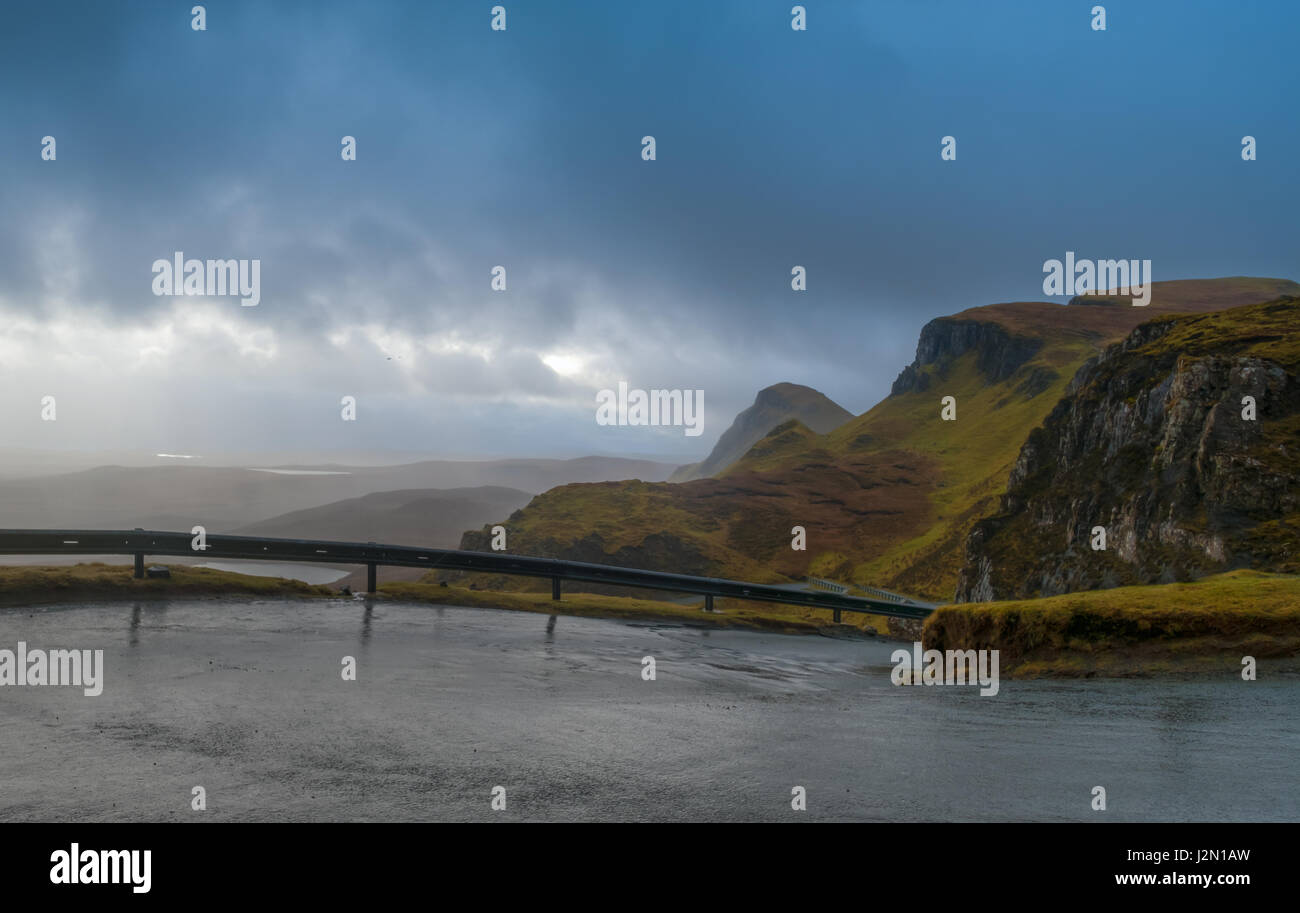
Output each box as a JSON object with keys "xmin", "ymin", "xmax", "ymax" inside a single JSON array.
[
  {"xmin": 234, "ymin": 486, "xmax": 534, "ymax": 547},
  {"xmin": 5, "ymin": 276, "xmax": 1297, "ymax": 606},
  {"xmin": 0, "ymin": 456, "xmax": 673, "ymax": 533}
]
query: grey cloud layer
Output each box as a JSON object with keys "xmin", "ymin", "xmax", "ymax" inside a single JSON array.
[{"xmin": 1, "ymin": 1, "xmax": 1295, "ymax": 458}]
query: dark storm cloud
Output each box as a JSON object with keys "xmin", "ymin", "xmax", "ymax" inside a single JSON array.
[{"xmin": 0, "ymin": 0, "xmax": 1296, "ymax": 457}]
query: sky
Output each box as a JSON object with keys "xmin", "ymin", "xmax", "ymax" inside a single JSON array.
[{"xmin": 0, "ymin": 0, "xmax": 1296, "ymax": 462}]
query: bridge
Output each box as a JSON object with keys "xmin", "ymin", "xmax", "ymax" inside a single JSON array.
[{"xmin": 0, "ymin": 528, "xmax": 937, "ymax": 621}]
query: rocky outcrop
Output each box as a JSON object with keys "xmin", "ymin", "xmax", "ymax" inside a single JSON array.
[
  {"xmin": 891, "ymin": 318, "xmax": 1043, "ymax": 395},
  {"xmin": 955, "ymin": 298, "xmax": 1300, "ymax": 601},
  {"xmin": 670, "ymin": 382, "xmax": 852, "ymax": 482}
]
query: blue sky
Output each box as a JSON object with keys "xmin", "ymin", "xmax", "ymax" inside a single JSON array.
[{"xmin": 0, "ymin": 0, "xmax": 1295, "ymax": 461}]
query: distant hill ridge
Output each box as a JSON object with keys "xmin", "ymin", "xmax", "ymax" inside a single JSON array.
[
  {"xmin": 235, "ymin": 486, "xmax": 534, "ymax": 548},
  {"xmin": 0, "ymin": 455, "xmax": 674, "ymax": 532}
]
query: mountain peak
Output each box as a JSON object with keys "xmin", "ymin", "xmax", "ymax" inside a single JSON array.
[
  {"xmin": 669, "ymin": 383, "xmax": 852, "ymax": 482},
  {"xmin": 754, "ymin": 382, "xmax": 831, "ymax": 404}
]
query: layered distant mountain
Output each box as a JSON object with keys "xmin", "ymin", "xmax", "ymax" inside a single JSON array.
[
  {"xmin": 0, "ymin": 456, "xmax": 673, "ymax": 532},
  {"xmin": 669, "ymin": 383, "xmax": 853, "ymax": 482},
  {"xmin": 460, "ymin": 277, "xmax": 1300, "ymax": 602},
  {"xmin": 234, "ymin": 486, "xmax": 534, "ymax": 547}
]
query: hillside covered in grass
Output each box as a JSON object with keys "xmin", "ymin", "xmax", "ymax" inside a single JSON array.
[
  {"xmin": 0, "ymin": 563, "xmax": 333, "ymax": 607},
  {"xmin": 462, "ymin": 278, "xmax": 1299, "ymax": 602},
  {"xmin": 926, "ymin": 570, "xmax": 1300, "ymax": 677}
]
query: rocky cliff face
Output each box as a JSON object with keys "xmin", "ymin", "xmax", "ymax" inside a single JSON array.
[
  {"xmin": 891, "ymin": 318, "xmax": 1043, "ymax": 395},
  {"xmin": 955, "ymin": 297, "xmax": 1300, "ymax": 602}
]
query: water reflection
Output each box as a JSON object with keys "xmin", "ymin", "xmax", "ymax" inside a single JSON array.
[
  {"xmin": 126, "ymin": 601, "xmax": 169, "ymax": 648},
  {"xmin": 359, "ymin": 599, "xmax": 374, "ymax": 647},
  {"xmin": 1153, "ymin": 691, "xmax": 1219, "ymax": 752}
]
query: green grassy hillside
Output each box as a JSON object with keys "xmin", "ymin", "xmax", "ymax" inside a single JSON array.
[
  {"xmin": 925, "ymin": 570, "xmax": 1300, "ymax": 676},
  {"xmin": 462, "ymin": 278, "xmax": 1300, "ymax": 602},
  {"xmin": 0, "ymin": 563, "xmax": 333, "ymax": 606}
]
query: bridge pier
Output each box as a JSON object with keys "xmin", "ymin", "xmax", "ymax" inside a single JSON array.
[
  {"xmin": 705, "ymin": 594, "xmax": 714, "ymax": 612},
  {"xmin": 833, "ymin": 608, "xmax": 842, "ymax": 623},
  {"xmin": 367, "ymin": 563, "xmax": 377, "ymax": 594},
  {"xmin": 134, "ymin": 552, "xmax": 144, "ymax": 579},
  {"xmin": 551, "ymin": 577, "xmax": 561, "ymax": 601}
]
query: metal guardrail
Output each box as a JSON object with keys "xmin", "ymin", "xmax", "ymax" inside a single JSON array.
[
  {"xmin": 807, "ymin": 576, "xmax": 850, "ymax": 594},
  {"xmin": 0, "ymin": 528, "xmax": 937, "ymax": 620},
  {"xmin": 857, "ymin": 585, "xmax": 913, "ymax": 605}
]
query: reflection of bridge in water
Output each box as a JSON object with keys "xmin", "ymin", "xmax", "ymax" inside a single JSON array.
[{"xmin": 0, "ymin": 529, "xmax": 937, "ymax": 622}]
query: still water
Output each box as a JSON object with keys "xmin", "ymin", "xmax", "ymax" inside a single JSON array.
[{"xmin": 0, "ymin": 599, "xmax": 1295, "ymax": 822}]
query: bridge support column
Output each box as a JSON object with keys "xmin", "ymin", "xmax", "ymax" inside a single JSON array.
[
  {"xmin": 551, "ymin": 577, "xmax": 561, "ymax": 601},
  {"xmin": 367, "ymin": 563, "xmax": 377, "ymax": 594},
  {"xmin": 134, "ymin": 553, "xmax": 144, "ymax": 579},
  {"xmin": 833, "ymin": 608, "xmax": 842, "ymax": 623},
  {"xmin": 704, "ymin": 594, "xmax": 714, "ymax": 612}
]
